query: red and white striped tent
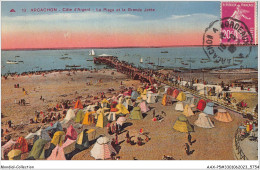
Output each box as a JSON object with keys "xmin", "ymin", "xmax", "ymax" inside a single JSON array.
[{"xmin": 90, "ymin": 136, "xmax": 117, "ymax": 160}]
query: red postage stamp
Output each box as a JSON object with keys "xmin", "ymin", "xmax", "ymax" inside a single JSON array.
[{"xmin": 221, "ymin": 1, "xmax": 257, "ymax": 45}]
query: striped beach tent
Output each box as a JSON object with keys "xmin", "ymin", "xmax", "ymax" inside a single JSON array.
[
  {"xmin": 90, "ymin": 136, "xmax": 117, "ymax": 160},
  {"xmin": 214, "ymin": 109, "xmax": 232, "ymax": 122}
]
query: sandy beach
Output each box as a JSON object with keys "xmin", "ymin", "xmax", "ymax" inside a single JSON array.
[{"xmin": 1, "ymin": 68, "xmax": 257, "ymax": 160}]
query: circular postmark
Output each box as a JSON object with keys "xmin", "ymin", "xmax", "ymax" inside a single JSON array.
[{"xmin": 203, "ymin": 17, "xmax": 253, "ymax": 66}]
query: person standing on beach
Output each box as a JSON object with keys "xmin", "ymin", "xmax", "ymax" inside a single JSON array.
[
  {"xmin": 185, "ymin": 143, "xmax": 190, "ymax": 155},
  {"xmin": 126, "ymin": 131, "xmax": 130, "ymax": 139},
  {"xmin": 153, "ymin": 110, "xmax": 156, "ymax": 118},
  {"xmin": 188, "ymin": 133, "xmax": 192, "ymax": 145}
]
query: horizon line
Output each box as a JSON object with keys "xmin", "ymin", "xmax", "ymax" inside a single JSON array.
[{"xmin": 2, "ymin": 44, "xmax": 258, "ymax": 51}]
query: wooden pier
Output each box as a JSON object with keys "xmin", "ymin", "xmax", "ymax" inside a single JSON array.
[
  {"xmin": 94, "ymin": 56, "xmax": 257, "ymax": 120},
  {"xmin": 94, "ymin": 56, "xmax": 156, "ymax": 85}
]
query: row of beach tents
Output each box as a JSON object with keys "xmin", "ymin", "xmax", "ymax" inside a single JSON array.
[{"xmin": 2, "ymin": 83, "xmax": 234, "ymax": 160}]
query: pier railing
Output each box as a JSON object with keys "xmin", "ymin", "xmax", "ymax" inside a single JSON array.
[{"xmin": 234, "ymin": 127, "xmax": 248, "ymax": 160}]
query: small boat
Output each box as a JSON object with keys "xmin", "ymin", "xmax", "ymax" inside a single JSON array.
[
  {"xmin": 86, "ymin": 59, "xmax": 94, "ymax": 61},
  {"xmin": 6, "ymin": 60, "xmax": 18, "ymax": 64},
  {"xmin": 161, "ymin": 51, "xmax": 168, "ymax": 53},
  {"xmin": 156, "ymin": 65, "xmax": 164, "ymax": 69},
  {"xmin": 15, "ymin": 56, "xmax": 20, "ymax": 57},
  {"xmin": 181, "ymin": 61, "xmax": 189, "ymax": 66},
  {"xmin": 200, "ymin": 59, "xmax": 210, "ymax": 63},
  {"xmin": 140, "ymin": 58, "xmax": 143, "ymax": 63},
  {"xmin": 89, "ymin": 49, "xmax": 95, "ymax": 56},
  {"xmin": 65, "ymin": 65, "xmax": 81, "ymax": 68},
  {"xmin": 60, "ymin": 57, "xmax": 71, "ymax": 60}
]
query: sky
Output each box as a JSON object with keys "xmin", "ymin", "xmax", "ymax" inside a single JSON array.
[{"xmin": 1, "ymin": 1, "xmax": 220, "ymax": 49}]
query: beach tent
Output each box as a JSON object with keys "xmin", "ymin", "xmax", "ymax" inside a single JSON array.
[
  {"xmin": 141, "ymin": 89, "xmax": 148, "ymax": 100},
  {"xmin": 131, "ymin": 91, "xmax": 139, "ymax": 100},
  {"xmin": 183, "ymin": 104, "xmax": 194, "ymax": 117},
  {"xmin": 60, "ymin": 109, "xmax": 75, "ymax": 125},
  {"xmin": 190, "ymin": 97, "xmax": 200, "ymax": 108},
  {"xmin": 175, "ymin": 102, "xmax": 184, "ymax": 111},
  {"xmin": 137, "ymin": 87, "xmax": 144, "ymax": 94},
  {"xmin": 157, "ymin": 86, "xmax": 166, "ymax": 96},
  {"xmin": 118, "ymin": 96, "xmax": 125, "ymax": 104},
  {"xmin": 194, "ymin": 113, "xmax": 215, "ymax": 128},
  {"xmin": 167, "ymin": 87, "xmax": 174, "ymax": 95},
  {"xmin": 82, "ymin": 111, "xmax": 95, "ymax": 125},
  {"xmin": 172, "ymin": 89, "xmax": 180, "ymax": 98},
  {"xmin": 176, "ymin": 92, "xmax": 186, "ymax": 101},
  {"xmin": 110, "ymin": 95, "xmax": 118, "ymax": 103},
  {"xmin": 96, "ymin": 112, "xmax": 109, "ymax": 128},
  {"xmin": 45, "ymin": 121, "xmax": 63, "ymax": 133},
  {"xmin": 147, "ymin": 91, "xmax": 158, "ymax": 104},
  {"xmin": 90, "ymin": 136, "xmax": 117, "ymax": 160},
  {"xmin": 164, "ymin": 85, "xmax": 170, "ymax": 93},
  {"xmin": 15, "ymin": 136, "xmax": 28, "ymax": 153},
  {"xmin": 173, "ymin": 115, "xmax": 194, "ymax": 133},
  {"xmin": 84, "ymin": 105, "xmax": 97, "ymax": 112},
  {"xmin": 162, "ymin": 94, "xmax": 168, "ymax": 106},
  {"xmin": 74, "ymin": 99, "xmax": 83, "ymax": 109},
  {"xmin": 123, "ymin": 90, "xmax": 132, "ymax": 97},
  {"xmin": 203, "ymin": 102, "xmax": 215, "ymax": 115},
  {"xmin": 1, "ymin": 139, "xmax": 16, "ymax": 159},
  {"xmin": 139, "ymin": 101, "xmax": 150, "ymax": 113},
  {"xmin": 116, "ymin": 116, "xmax": 127, "ymax": 126},
  {"xmin": 51, "ymin": 131, "xmax": 65, "ymax": 147},
  {"xmin": 25, "ymin": 128, "xmax": 51, "ymax": 141},
  {"xmin": 75, "ymin": 129, "xmax": 90, "ymax": 150},
  {"xmin": 65, "ymin": 125, "xmax": 78, "ymax": 140},
  {"xmin": 197, "ymin": 99, "xmax": 206, "ymax": 111},
  {"xmin": 27, "ymin": 139, "xmax": 48, "ymax": 160},
  {"xmin": 8, "ymin": 149, "xmax": 22, "ymax": 160},
  {"xmin": 214, "ymin": 109, "xmax": 232, "ymax": 122},
  {"xmin": 130, "ymin": 107, "xmax": 143, "ymax": 120},
  {"xmin": 62, "ymin": 138, "xmax": 75, "ymax": 149},
  {"xmin": 47, "ymin": 145, "xmax": 66, "ymax": 160},
  {"xmin": 74, "ymin": 109, "xmax": 85, "ymax": 123},
  {"xmin": 101, "ymin": 99, "xmax": 109, "ymax": 108},
  {"xmin": 185, "ymin": 93, "xmax": 194, "ymax": 103},
  {"xmin": 107, "ymin": 112, "xmax": 117, "ymax": 121},
  {"xmin": 123, "ymin": 97, "xmax": 133, "ymax": 110},
  {"xmin": 116, "ymin": 103, "xmax": 129, "ymax": 114}
]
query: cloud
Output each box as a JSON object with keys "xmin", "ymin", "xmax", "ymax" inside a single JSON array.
[
  {"xmin": 168, "ymin": 13, "xmax": 218, "ymax": 20},
  {"xmin": 169, "ymin": 14, "xmax": 191, "ymax": 20}
]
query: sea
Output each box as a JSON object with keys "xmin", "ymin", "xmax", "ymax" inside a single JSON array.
[{"xmin": 1, "ymin": 46, "xmax": 258, "ymax": 75}]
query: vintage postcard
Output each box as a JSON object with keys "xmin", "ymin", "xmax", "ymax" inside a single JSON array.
[{"xmin": 1, "ymin": 1, "xmax": 259, "ymax": 169}]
